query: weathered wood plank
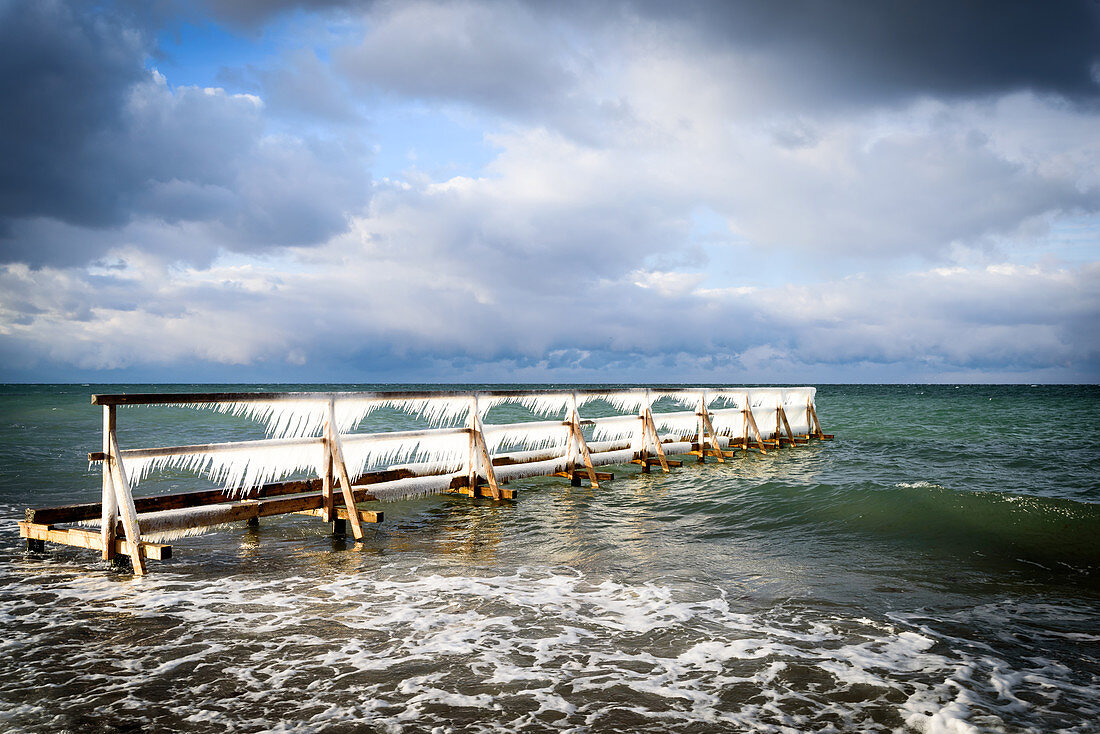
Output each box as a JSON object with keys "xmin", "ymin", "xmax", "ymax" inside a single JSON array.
[
  {"xmin": 18, "ymin": 522, "xmax": 172, "ymax": 561},
  {"xmin": 107, "ymin": 433, "xmax": 146, "ymax": 575},
  {"xmin": 327, "ymin": 401, "xmax": 364, "ymax": 540},
  {"xmin": 294, "ymin": 507, "xmax": 383, "ymax": 524},
  {"xmin": 91, "ymin": 387, "xmax": 656, "ymax": 407},
  {"xmin": 101, "ymin": 405, "xmax": 117, "ymax": 561}
]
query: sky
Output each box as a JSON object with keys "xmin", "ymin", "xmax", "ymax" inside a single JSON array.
[{"xmin": 0, "ymin": 0, "xmax": 1098, "ymax": 384}]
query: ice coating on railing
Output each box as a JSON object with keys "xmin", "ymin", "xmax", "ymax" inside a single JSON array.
[{"xmin": 124, "ymin": 439, "xmax": 324, "ymax": 495}]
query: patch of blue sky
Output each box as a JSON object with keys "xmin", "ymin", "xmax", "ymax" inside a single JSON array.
[
  {"xmin": 369, "ymin": 103, "xmax": 501, "ymax": 183},
  {"xmin": 153, "ymin": 20, "xmax": 277, "ymax": 91},
  {"xmin": 685, "ymin": 206, "xmax": 841, "ymax": 290},
  {"xmin": 1034, "ymin": 213, "xmax": 1100, "ymax": 265}
]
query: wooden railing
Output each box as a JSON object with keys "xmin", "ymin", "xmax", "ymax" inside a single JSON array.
[{"xmin": 20, "ymin": 388, "xmax": 830, "ymax": 574}]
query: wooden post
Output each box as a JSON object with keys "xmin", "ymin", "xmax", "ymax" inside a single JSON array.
[
  {"xmin": 696, "ymin": 392, "xmax": 706, "ymax": 464},
  {"xmin": 322, "ymin": 398, "xmax": 335, "ymax": 523},
  {"xmin": 808, "ymin": 400, "xmax": 825, "ymax": 439},
  {"xmin": 106, "ymin": 432, "xmax": 146, "ymax": 575},
  {"xmin": 569, "ymin": 392, "xmax": 599, "ymax": 488},
  {"xmin": 641, "ymin": 390, "xmax": 670, "ymax": 473},
  {"xmin": 775, "ymin": 400, "xmax": 782, "ymax": 446},
  {"xmin": 777, "ymin": 404, "xmax": 796, "ymax": 443},
  {"xmin": 699, "ymin": 396, "xmax": 725, "ymax": 463},
  {"xmin": 465, "ymin": 396, "xmax": 502, "ymax": 499},
  {"xmin": 101, "ymin": 405, "xmax": 117, "ymax": 560},
  {"xmin": 326, "ymin": 401, "xmax": 364, "ymax": 540},
  {"xmin": 467, "ymin": 400, "xmax": 478, "ymax": 494},
  {"xmin": 742, "ymin": 397, "xmax": 767, "ymax": 454}
]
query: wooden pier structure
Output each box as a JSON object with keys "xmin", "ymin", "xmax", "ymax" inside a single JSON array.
[{"xmin": 20, "ymin": 388, "xmax": 832, "ymax": 574}]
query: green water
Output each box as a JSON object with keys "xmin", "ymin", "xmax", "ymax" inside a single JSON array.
[{"xmin": 0, "ymin": 384, "xmax": 1097, "ymax": 732}]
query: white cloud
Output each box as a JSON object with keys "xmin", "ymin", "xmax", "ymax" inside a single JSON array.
[{"xmin": 1, "ymin": 0, "xmax": 1098, "ymax": 381}]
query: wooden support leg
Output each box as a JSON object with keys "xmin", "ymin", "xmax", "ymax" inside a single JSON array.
[
  {"xmin": 101, "ymin": 405, "xmax": 117, "ymax": 561},
  {"xmin": 326, "ymin": 404, "xmax": 364, "ymax": 540},
  {"xmin": 700, "ymin": 410, "xmax": 726, "ymax": 463},
  {"xmin": 569, "ymin": 397, "xmax": 600, "ymax": 489},
  {"xmin": 321, "ymin": 423, "xmax": 335, "ymax": 523},
  {"xmin": 696, "ymin": 415, "xmax": 706, "ymax": 464},
  {"xmin": 473, "ymin": 420, "xmax": 502, "ymax": 500},
  {"xmin": 247, "ymin": 516, "xmax": 260, "ymax": 528},
  {"xmin": 107, "ymin": 433, "xmax": 146, "ymax": 575},
  {"xmin": 643, "ymin": 409, "xmax": 670, "ymax": 473},
  {"xmin": 808, "ymin": 403, "xmax": 826, "ymax": 439},
  {"xmin": 742, "ymin": 407, "xmax": 767, "ymax": 454},
  {"xmin": 26, "ymin": 538, "xmax": 45, "ymax": 553},
  {"xmin": 778, "ymin": 405, "xmax": 797, "ymax": 446},
  {"xmin": 332, "ymin": 518, "xmax": 346, "ymax": 536}
]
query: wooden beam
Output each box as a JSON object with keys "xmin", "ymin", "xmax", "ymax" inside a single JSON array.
[
  {"xmin": 474, "ymin": 419, "xmax": 502, "ymax": 500},
  {"xmin": 808, "ymin": 402, "xmax": 826, "ymax": 439},
  {"xmin": 107, "ymin": 433, "xmax": 146, "ymax": 575},
  {"xmin": 18, "ymin": 523, "xmax": 172, "ymax": 561},
  {"xmin": 742, "ymin": 407, "xmax": 768, "ymax": 454},
  {"xmin": 91, "ymin": 387, "xmax": 660, "ymax": 407},
  {"xmin": 553, "ymin": 470, "xmax": 614, "ymax": 483},
  {"xmin": 642, "ymin": 396, "xmax": 669, "ymax": 473},
  {"xmin": 699, "ymin": 403, "xmax": 726, "ymax": 463},
  {"xmin": 326, "ymin": 400, "xmax": 364, "ymax": 540},
  {"xmin": 452, "ymin": 484, "xmax": 518, "ymax": 500},
  {"xmin": 569, "ymin": 393, "xmax": 600, "ymax": 488},
  {"xmin": 777, "ymin": 404, "xmax": 796, "ymax": 445},
  {"xmin": 101, "ymin": 405, "xmax": 116, "ymax": 561},
  {"xmin": 295, "ymin": 507, "xmax": 383, "ymax": 524}
]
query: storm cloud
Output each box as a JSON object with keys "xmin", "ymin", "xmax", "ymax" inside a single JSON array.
[{"xmin": 0, "ymin": 0, "xmax": 1097, "ymax": 381}]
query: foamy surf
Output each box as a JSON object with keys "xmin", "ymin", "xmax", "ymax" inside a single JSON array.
[{"xmin": 0, "ymin": 564, "xmax": 1094, "ymax": 733}]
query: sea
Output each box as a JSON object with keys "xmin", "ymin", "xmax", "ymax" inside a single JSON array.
[{"xmin": 0, "ymin": 384, "xmax": 1097, "ymax": 733}]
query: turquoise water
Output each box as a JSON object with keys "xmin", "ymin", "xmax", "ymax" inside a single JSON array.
[{"xmin": 0, "ymin": 384, "xmax": 1097, "ymax": 732}]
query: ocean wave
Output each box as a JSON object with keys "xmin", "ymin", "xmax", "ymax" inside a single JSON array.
[{"xmin": 0, "ymin": 565, "xmax": 1095, "ymax": 733}]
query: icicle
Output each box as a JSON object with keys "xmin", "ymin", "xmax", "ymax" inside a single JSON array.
[
  {"xmin": 710, "ymin": 408, "xmax": 746, "ymax": 438},
  {"xmin": 340, "ymin": 431, "xmax": 469, "ymax": 477},
  {"xmin": 578, "ymin": 391, "xmax": 648, "ymax": 414},
  {"xmin": 707, "ymin": 390, "xmax": 745, "ymax": 409},
  {"xmin": 590, "ymin": 415, "xmax": 644, "ymax": 443},
  {"xmin": 495, "ymin": 457, "xmax": 570, "ymax": 482},
  {"xmin": 364, "ymin": 473, "xmax": 458, "ymax": 501},
  {"xmin": 653, "ymin": 411, "xmax": 700, "ymax": 438},
  {"xmin": 179, "ymin": 399, "xmax": 331, "ymax": 438},
  {"xmin": 514, "ymin": 393, "xmax": 573, "ymax": 418},
  {"xmin": 651, "ymin": 390, "xmax": 699, "ymax": 408},
  {"xmin": 588, "ymin": 448, "xmax": 636, "ymax": 467},
  {"xmin": 123, "ymin": 439, "xmax": 324, "ymax": 496},
  {"xmin": 482, "ymin": 421, "xmax": 570, "ymax": 454},
  {"xmin": 780, "ymin": 387, "xmax": 815, "ymax": 435},
  {"xmin": 371, "ymin": 396, "xmax": 473, "ymax": 426}
]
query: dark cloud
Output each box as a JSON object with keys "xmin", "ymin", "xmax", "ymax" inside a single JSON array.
[
  {"xmin": 634, "ymin": 0, "xmax": 1100, "ymax": 103},
  {"xmin": 0, "ymin": 0, "xmax": 371, "ymax": 267},
  {"xmin": 0, "ymin": 0, "xmax": 149, "ymax": 232}
]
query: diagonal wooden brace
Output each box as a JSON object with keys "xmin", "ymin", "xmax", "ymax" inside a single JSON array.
[
  {"xmin": 326, "ymin": 401, "xmax": 364, "ymax": 540},
  {"xmin": 742, "ymin": 406, "xmax": 767, "ymax": 454},
  {"xmin": 643, "ymin": 408, "xmax": 670, "ymax": 473},
  {"xmin": 777, "ymin": 404, "xmax": 797, "ymax": 444},
  {"xmin": 107, "ymin": 433, "xmax": 146, "ymax": 575},
  {"xmin": 699, "ymin": 410, "xmax": 726, "ymax": 463}
]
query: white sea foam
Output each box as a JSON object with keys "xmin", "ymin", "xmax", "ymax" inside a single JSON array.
[{"xmin": 3, "ymin": 566, "xmax": 1091, "ymax": 734}]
